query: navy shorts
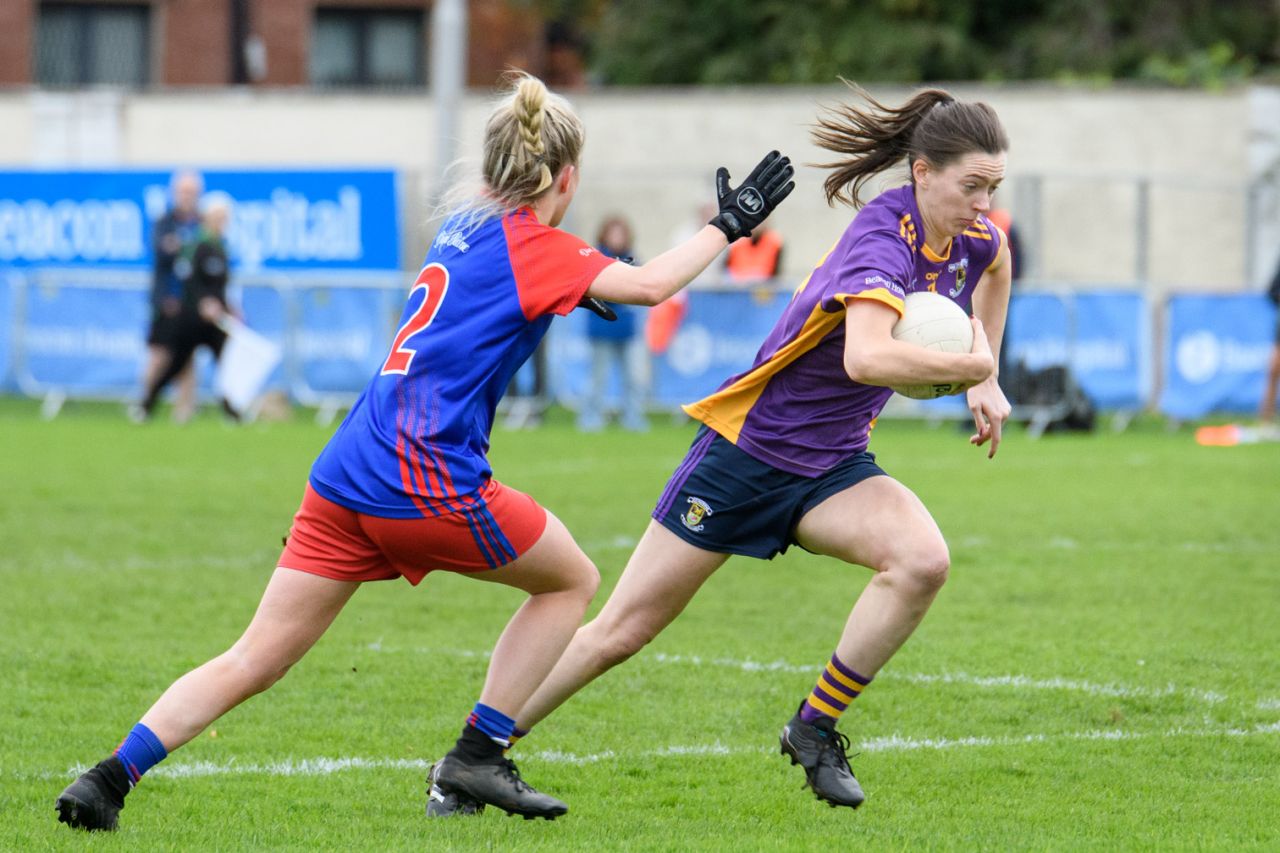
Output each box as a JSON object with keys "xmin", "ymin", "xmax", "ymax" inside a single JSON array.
[{"xmin": 652, "ymin": 427, "xmax": 887, "ymax": 560}]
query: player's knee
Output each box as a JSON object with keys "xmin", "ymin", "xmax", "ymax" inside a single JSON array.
[
  {"xmin": 552, "ymin": 555, "xmax": 600, "ymax": 602},
  {"xmin": 880, "ymin": 542, "xmax": 949, "ymax": 593},
  {"xmin": 903, "ymin": 545, "xmax": 950, "ymax": 592},
  {"xmin": 576, "ymin": 558, "xmax": 601, "ymax": 599},
  {"xmin": 587, "ymin": 619, "xmax": 654, "ymax": 669},
  {"xmin": 222, "ymin": 646, "xmax": 296, "ymax": 694}
]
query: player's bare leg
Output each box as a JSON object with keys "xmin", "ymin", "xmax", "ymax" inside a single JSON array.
[
  {"xmin": 468, "ymin": 512, "xmax": 600, "ymax": 713},
  {"xmin": 780, "ymin": 475, "xmax": 950, "ymax": 808},
  {"xmin": 56, "ymin": 569, "xmax": 359, "ymax": 831},
  {"xmin": 514, "ymin": 522, "xmax": 728, "ymax": 731},
  {"xmin": 795, "ymin": 476, "xmax": 950, "ymax": 674},
  {"xmin": 139, "ymin": 569, "xmax": 360, "ymax": 746},
  {"xmin": 430, "ymin": 511, "xmax": 600, "ymax": 819}
]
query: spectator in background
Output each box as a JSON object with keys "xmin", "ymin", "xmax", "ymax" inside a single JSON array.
[
  {"xmin": 578, "ymin": 216, "xmax": 649, "ymax": 432},
  {"xmin": 725, "ymin": 217, "xmax": 784, "ymax": 284},
  {"xmin": 137, "ymin": 198, "xmax": 240, "ymax": 422},
  {"xmin": 1260, "ymin": 258, "xmax": 1280, "ymax": 425},
  {"xmin": 135, "ymin": 170, "xmax": 203, "ymax": 423}
]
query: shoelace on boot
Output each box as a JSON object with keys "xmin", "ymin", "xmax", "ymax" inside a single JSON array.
[
  {"xmin": 500, "ymin": 758, "xmax": 534, "ymax": 793},
  {"xmin": 817, "ymin": 728, "xmax": 855, "ymax": 772}
]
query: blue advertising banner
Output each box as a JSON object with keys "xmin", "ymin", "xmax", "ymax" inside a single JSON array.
[
  {"xmin": 0, "ymin": 169, "xmax": 400, "ymax": 271},
  {"xmin": 0, "ymin": 273, "xmax": 13, "ymax": 391},
  {"xmin": 1159, "ymin": 294, "xmax": 1275, "ymax": 419},
  {"xmin": 291, "ymin": 286, "xmax": 394, "ymax": 396},
  {"xmin": 238, "ymin": 284, "xmax": 289, "ymax": 392},
  {"xmin": 1005, "ymin": 292, "xmax": 1071, "ymax": 372},
  {"xmin": 1069, "ymin": 291, "xmax": 1148, "ymax": 409},
  {"xmin": 17, "ymin": 275, "xmax": 148, "ymax": 394},
  {"xmin": 1004, "ymin": 290, "xmax": 1147, "ymax": 409}
]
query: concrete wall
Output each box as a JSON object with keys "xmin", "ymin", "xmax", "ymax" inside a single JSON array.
[{"xmin": 1, "ymin": 83, "xmax": 1277, "ymax": 292}]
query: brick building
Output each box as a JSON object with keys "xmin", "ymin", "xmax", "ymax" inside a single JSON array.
[{"xmin": 0, "ymin": 0, "xmax": 585, "ymax": 90}]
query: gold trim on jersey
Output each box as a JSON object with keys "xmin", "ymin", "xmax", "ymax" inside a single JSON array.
[
  {"xmin": 963, "ymin": 219, "xmax": 993, "ymax": 241},
  {"xmin": 683, "ymin": 300, "xmax": 845, "ymax": 444},
  {"xmin": 922, "ymin": 239, "xmax": 951, "ymax": 262},
  {"xmin": 844, "ymin": 288, "xmax": 905, "ymax": 317},
  {"xmin": 898, "ymin": 214, "xmax": 918, "ymax": 252},
  {"xmin": 984, "ymin": 223, "xmax": 1009, "ymax": 273}
]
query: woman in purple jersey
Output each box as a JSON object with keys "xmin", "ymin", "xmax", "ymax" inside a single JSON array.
[
  {"xmin": 488, "ymin": 83, "xmax": 1013, "ymax": 811},
  {"xmin": 54, "ymin": 73, "xmax": 794, "ymax": 831}
]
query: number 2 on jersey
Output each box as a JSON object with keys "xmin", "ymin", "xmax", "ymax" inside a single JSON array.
[{"xmin": 380, "ymin": 263, "xmax": 450, "ymax": 376}]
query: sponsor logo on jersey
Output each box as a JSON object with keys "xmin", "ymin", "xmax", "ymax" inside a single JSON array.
[
  {"xmin": 579, "ymin": 247, "xmax": 595, "ymax": 257},
  {"xmin": 432, "ymin": 228, "xmax": 471, "ymax": 254},
  {"xmin": 681, "ymin": 497, "xmax": 713, "ymax": 532},
  {"xmin": 864, "ymin": 274, "xmax": 905, "ymax": 298},
  {"xmin": 947, "ymin": 257, "xmax": 969, "ymax": 297}
]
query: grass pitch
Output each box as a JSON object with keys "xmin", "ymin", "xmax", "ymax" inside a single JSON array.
[{"xmin": 1, "ymin": 399, "xmax": 1278, "ymax": 850}]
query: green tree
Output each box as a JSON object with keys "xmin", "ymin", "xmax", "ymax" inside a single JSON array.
[{"xmin": 582, "ymin": 0, "xmax": 1278, "ymax": 85}]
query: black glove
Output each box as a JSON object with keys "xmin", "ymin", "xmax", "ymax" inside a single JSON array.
[
  {"xmin": 577, "ymin": 296, "xmax": 618, "ymax": 321},
  {"xmin": 708, "ymin": 150, "xmax": 795, "ymax": 242},
  {"xmin": 576, "ymin": 254, "xmax": 634, "ymax": 321}
]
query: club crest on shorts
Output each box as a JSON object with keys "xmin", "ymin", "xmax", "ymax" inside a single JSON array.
[{"xmin": 681, "ymin": 497, "xmax": 713, "ymax": 532}]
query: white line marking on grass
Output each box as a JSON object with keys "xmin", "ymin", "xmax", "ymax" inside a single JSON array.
[
  {"xmin": 950, "ymin": 535, "xmax": 1277, "ymax": 555},
  {"xmin": 41, "ymin": 722, "xmax": 1278, "ymax": 782},
  {"xmin": 858, "ymin": 720, "xmax": 1280, "ymax": 753},
  {"xmin": 647, "ymin": 654, "xmax": 1230, "ymax": 705},
  {"xmin": 890, "ymin": 671, "xmax": 1228, "ymax": 705},
  {"xmin": 380, "ymin": 647, "xmax": 1234, "ymax": 706},
  {"xmin": 151, "ymin": 757, "xmax": 433, "ymax": 779}
]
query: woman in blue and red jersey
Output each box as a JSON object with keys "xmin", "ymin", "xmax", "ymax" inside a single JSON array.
[
  {"xmin": 55, "ymin": 73, "xmax": 794, "ymax": 830},
  {"xmin": 498, "ymin": 83, "xmax": 1013, "ymax": 811}
]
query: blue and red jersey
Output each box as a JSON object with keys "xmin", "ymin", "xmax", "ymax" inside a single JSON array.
[{"xmin": 309, "ymin": 208, "xmax": 616, "ymax": 518}]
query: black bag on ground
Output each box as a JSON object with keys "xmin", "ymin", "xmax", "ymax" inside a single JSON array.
[{"xmin": 1006, "ymin": 361, "xmax": 1096, "ymax": 432}]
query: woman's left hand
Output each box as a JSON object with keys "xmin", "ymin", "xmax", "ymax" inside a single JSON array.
[{"xmin": 966, "ymin": 375, "xmax": 1012, "ymax": 459}]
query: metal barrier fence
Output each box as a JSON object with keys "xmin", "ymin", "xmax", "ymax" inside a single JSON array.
[
  {"xmin": 2, "ymin": 268, "xmax": 408, "ymax": 420},
  {"xmin": 0, "ymin": 269, "xmax": 1274, "ymax": 422}
]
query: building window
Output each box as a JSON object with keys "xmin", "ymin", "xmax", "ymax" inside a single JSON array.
[
  {"xmin": 311, "ymin": 9, "xmax": 424, "ymax": 88},
  {"xmin": 36, "ymin": 2, "xmax": 150, "ymax": 87}
]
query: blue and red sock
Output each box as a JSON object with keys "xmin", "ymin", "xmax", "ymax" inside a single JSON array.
[
  {"xmin": 466, "ymin": 702, "xmax": 516, "ymax": 748},
  {"xmin": 113, "ymin": 722, "xmax": 168, "ymax": 785},
  {"xmin": 799, "ymin": 653, "xmax": 872, "ymax": 725}
]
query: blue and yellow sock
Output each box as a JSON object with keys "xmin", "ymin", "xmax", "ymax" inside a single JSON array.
[
  {"xmin": 466, "ymin": 702, "xmax": 516, "ymax": 748},
  {"xmin": 799, "ymin": 653, "xmax": 871, "ymax": 725},
  {"xmin": 113, "ymin": 722, "xmax": 168, "ymax": 785}
]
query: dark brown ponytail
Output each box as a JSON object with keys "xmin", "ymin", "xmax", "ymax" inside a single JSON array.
[{"xmin": 813, "ymin": 80, "xmax": 1008, "ymax": 208}]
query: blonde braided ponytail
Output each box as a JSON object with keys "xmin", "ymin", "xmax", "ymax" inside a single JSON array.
[
  {"xmin": 513, "ymin": 77, "xmax": 554, "ymax": 195},
  {"xmin": 481, "ymin": 72, "xmax": 583, "ymax": 210}
]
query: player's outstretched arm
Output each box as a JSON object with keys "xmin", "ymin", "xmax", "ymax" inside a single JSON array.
[{"xmin": 586, "ymin": 150, "xmax": 795, "ymax": 307}]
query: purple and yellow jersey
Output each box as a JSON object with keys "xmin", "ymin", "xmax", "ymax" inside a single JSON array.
[
  {"xmin": 309, "ymin": 208, "xmax": 616, "ymax": 518},
  {"xmin": 684, "ymin": 184, "xmax": 1005, "ymax": 477}
]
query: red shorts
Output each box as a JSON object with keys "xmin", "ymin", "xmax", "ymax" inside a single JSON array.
[{"xmin": 278, "ymin": 480, "xmax": 548, "ymax": 585}]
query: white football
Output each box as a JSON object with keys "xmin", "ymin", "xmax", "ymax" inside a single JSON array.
[{"xmin": 889, "ymin": 291, "xmax": 974, "ymax": 399}]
